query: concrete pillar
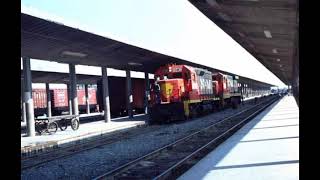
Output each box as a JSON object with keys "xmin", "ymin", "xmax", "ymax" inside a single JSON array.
[
  {"xmin": 21, "ymin": 78, "xmax": 27, "ymax": 123},
  {"xmin": 45, "ymin": 83, "xmax": 52, "ymax": 117},
  {"xmin": 144, "ymin": 72, "xmax": 150, "ymax": 114},
  {"xmin": 23, "ymin": 57, "xmax": 35, "ymax": 137},
  {"xmin": 85, "ymin": 84, "xmax": 90, "ymax": 114},
  {"xmin": 102, "ymin": 67, "xmax": 111, "ymax": 122},
  {"xmin": 126, "ymin": 70, "xmax": 133, "ymax": 118},
  {"xmin": 67, "ymin": 84, "xmax": 72, "ymax": 115},
  {"xmin": 22, "ymin": 98, "xmax": 27, "ymax": 122},
  {"xmin": 69, "ymin": 64, "xmax": 79, "ymax": 117},
  {"xmin": 245, "ymin": 84, "xmax": 248, "ymax": 97}
]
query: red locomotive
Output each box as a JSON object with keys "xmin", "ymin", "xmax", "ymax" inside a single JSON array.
[{"xmin": 149, "ymin": 64, "xmax": 241, "ymax": 122}]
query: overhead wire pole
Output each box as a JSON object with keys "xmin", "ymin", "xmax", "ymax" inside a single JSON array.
[
  {"xmin": 23, "ymin": 57, "xmax": 35, "ymax": 137},
  {"xmin": 102, "ymin": 67, "xmax": 111, "ymax": 122}
]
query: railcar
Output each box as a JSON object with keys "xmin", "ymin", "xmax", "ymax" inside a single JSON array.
[
  {"xmin": 32, "ymin": 86, "xmax": 98, "ymax": 117},
  {"xmin": 96, "ymin": 77, "xmax": 154, "ymax": 118},
  {"xmin": 149, "ymin": 64, "xmax": 241, "ymax": 122}
]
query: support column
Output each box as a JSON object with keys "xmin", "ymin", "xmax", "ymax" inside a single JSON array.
[
  {"xmin": 67, "ymin": 84, "xmax": 73, "ymax": 115},
  {"xmin": 85, "ymin": 84, "xmax": 90, "ymax": 114},
  {"xmin": 102, "ymin": 67, "xmax": 111, "ymax": 122},
  {"xmin": 292, "ymin": 19, "xmax": 299, "ymax": 106},
  {"xmin": 23, "ymin": 57, "xmax": 35, "ymax": 137},
  {"xmin": 126, "ymin": 70, "xmax": 133, "ymax": 118},
  {"xmin": 144, "ymin": 72, "xmax": 150, "ymax": 114},
  {"xmin": 21, "ymin": 78, "xmax": 26, "ymax": 123},
  {"xmin": 69, "ymin": 64, "xmax": 79, "ymax": 117},
  {"xmin": 245, "ymin": 84, "xmax": 248, "ymax": 97},
  {"xmin": 46, "ymin": 83, "xmax": 52, "ymax": 117}
]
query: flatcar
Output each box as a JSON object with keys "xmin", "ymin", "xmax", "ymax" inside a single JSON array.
[{"xmin": 149, "ymin": 64, "xmax": 241, "ymax": 122}]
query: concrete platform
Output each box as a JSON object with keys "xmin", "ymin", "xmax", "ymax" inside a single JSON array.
[
  {"xmin": 20, "ymin": 94, "xmax": 269, "ymax": 157},
  {"xmin": 21, "ymin": 114, "xmax": 147, "ymax": 157},
  {"xmin": 178, "ymin": 95, "xmax": 299, "ymax": 180},
  {"xmin": 21, "ymin": 112, "xmax": 104, "ymax": 128},
  {"xmin": 20, "ymin": 95, "xmax": 264, "ymax": 127}
]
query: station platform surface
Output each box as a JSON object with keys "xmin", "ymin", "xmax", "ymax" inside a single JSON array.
[
  {"xmin": 179, "ymin": 95, "xmax": 299, "ymax": 180},
  {"xmin": 21, "ymin": 112, "xmax": 104, "ymax": 128},
  {"xmin": 21, "ymin": 114, "xmax": 147, "ymax": 155}
]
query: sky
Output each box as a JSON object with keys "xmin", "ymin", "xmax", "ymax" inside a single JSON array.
[{"xmin": 21, "ymin": 0, "xmax": 286, "ymax": 87}]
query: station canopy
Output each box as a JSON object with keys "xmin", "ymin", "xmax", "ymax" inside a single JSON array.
[
  {"xmin": 21, "ymin": 13, "xmax": 272, "ymax": 87},
  {"xmin": 188, "ymin": 0, "xmax": 298, "ymax": 85},
  {"xmin": 21, "ymin": 13, "xmax": 200, "ymax": 73},
  {"xmin": 21, "ymin": 70, "xmax": 100, "ymax": 84}
]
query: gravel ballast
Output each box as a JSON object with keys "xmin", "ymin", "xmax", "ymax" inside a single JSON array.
[{"xmin": 21, "ymin": 100, "xmax": 258, "ymax": 179}]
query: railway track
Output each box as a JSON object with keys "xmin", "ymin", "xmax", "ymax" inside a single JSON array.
[
  {"xmin": 21, "ymin": 96, "xmax": 274, "ymax": 171},
  {"xmin": 93, "ymin": 96, "xmax": 279, "ymax": 180},
  {"xmin": 21, "ymin": 124, "xmax": 162, "ymax": 170}
]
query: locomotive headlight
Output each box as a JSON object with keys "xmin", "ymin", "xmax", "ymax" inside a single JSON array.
[{"xmin": 169, "ymin": 67, "xmax": 172, "ymax": 72}]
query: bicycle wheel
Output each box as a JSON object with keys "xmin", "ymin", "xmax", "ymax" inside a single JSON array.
[
  {"xmin": 35, "ymin": 122, "xmax": 45, "ymax": 135},
  {"xmin": 47, "ymin": 122, "xmax": 58, "ymax": 134},
  {"xmin": 59, "ymin": 119, "xmax": 68, "ymax": 131},
  {"xmin": 70, "ymin": 118, "xmax": 79, "ymax": 130}
]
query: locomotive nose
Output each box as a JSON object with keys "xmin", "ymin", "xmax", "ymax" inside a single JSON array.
[
  {"xmin": 158, "ymin": 79, "xmax": 185, "ymax": 103},
  {"xmin": 160, "ymin": 82, "xmax": 173, "ymax": 103}
]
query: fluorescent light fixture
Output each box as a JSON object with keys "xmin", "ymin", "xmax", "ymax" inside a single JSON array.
[
  {"xmin": 272, "ymin": 49, "xmax": 278, "ymax": 54},
  {"xmin": 264, "ymin": 30, "xmax": 272, "ymax": 38},
  {"xmin": 62, "ymin": 51, "xmax": 87, "ymax": 58},
  {"xmin": 206, "ymin": 0, "xmax": 218, "ymax": 7},
  {"xmin": 128, "ymin": 62, "xmax": 143, "ymax": 66},
  {"xmin": 238, "ymin": 32, "xmax": 245, "ymax": 37},
  {"xmin": 277, "ymin": 58, "xmax": 281, "ymax": 62},
  {"xmin": 218, "ymin": 12, "xmax": 232, "ymax": 22}
]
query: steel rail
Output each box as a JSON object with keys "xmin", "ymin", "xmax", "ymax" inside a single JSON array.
[{"xmin": 93, "ymin": 96, "xmax": 279, "ymax": 180}]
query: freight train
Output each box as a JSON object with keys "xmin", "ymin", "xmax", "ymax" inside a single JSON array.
[
  {"xmin": 96, "ymin": 76, "xmax": 154, "ymax": 118},
  {"xmin": 30, "ymin": 77, "xmax": 153, "ymax": 119},
  {"xmin": 32, "ymin": 85, "xmax": 98, "ymax": 117},
  {"xmin": 28, "ymin": 66, "xmax": 269, "ymax": 122},
  {"xmin": 149, "ymin": 64, "xmax": 242, "ymax": 122}
]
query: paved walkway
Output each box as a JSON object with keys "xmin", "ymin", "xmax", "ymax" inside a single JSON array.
[
  {"xmin": 179, "ymin": 96, "xmax": 299, "ymax": 180},
  {"xmin": 21, "ymin": 114, "xmax": 146, "ymax": 149}
]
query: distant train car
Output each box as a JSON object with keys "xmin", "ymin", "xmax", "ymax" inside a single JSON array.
[
  {"xmin": 32, "ymin": 89, "xmax": 48, "ymax": 116},
  {"xmin": 32, "ymin": 86, "xmax": 98, "ymax": 117},
  {"xmin": 96, "ymin": 77, "xmax": 154, "ymax": 118},
  {"xmin": 149, "ymin": 64, "xmax": 241, "ymax": 122},
  {"xmin": 76, "ymin": 85, "xmax": 98, "ymax": 114}
]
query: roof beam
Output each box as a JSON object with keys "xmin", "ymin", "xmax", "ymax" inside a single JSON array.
[
  {"xmin": 215, "ymin": 18, "xmax": 297, "ymax": 28},
  {"xmin": 220, "ymin": 0, "xmax": 297, "ymax": 10}
]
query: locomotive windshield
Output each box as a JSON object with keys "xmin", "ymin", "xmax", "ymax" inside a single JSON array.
[
  {"xmin": 172, "ymin": 72, "xmax": 182, "ymax": 78},
  {"xmin": 155, "ymin": 73, "xmax": 183, "ymax": 80}
]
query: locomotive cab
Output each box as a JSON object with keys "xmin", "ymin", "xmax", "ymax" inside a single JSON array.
[
  {"xmin": 150, "ymin": 65, "xmax": 193, "ymax": 122},
  {"xmin": 153, "ymin": 65, "xmax": 191, "ymax": 104}
]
